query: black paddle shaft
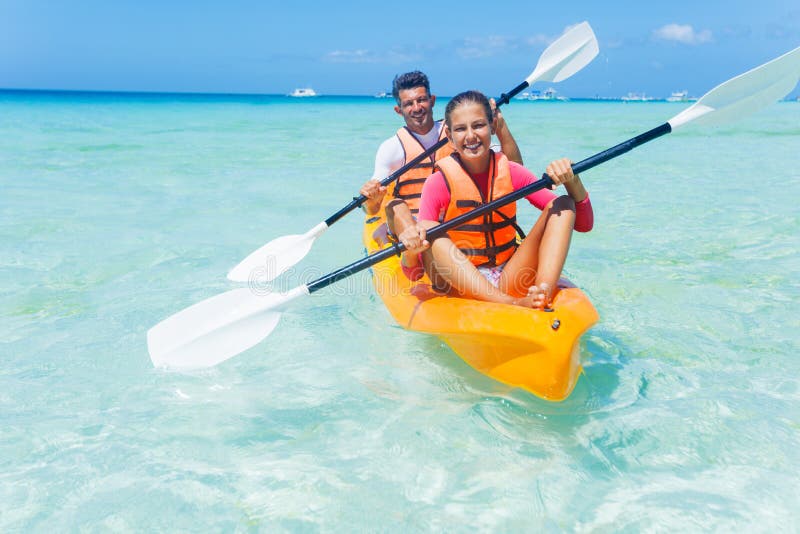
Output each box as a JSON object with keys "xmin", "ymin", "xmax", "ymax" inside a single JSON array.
[
  {"xmin": 322, "ymin": 81, "xmax": 537, "ymax": 228},
  {"xmin": 308, "ymin": 121, "xmax": 672, "ymax": 294}
]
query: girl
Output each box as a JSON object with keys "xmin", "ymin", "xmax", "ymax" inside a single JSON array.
[{"xmin": 398, "ymin": 90, "xmax": 593, "ymax": 309}]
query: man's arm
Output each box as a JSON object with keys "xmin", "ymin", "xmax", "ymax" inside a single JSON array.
[
  {"xmin": 361, "ymin": 136, "xmax": 405, "ymax": 215},
  {"xmin": 491, "ymin": 98, "xmax": 523, "ymax": 165}
]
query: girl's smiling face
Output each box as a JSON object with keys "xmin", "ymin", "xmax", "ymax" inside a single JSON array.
[{"xmin": 445, "ymin": 101, "xmax": 495, "ymax": 171}]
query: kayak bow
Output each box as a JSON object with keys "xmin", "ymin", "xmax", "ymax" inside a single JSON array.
[{"xmin": 362, "ymin": 212, "xmax": 598, "ymax": 401}]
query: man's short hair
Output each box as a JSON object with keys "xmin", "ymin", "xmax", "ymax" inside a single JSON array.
[{"xmin": 392, "ymin": 71, "xmax": 430, "ymax": 102}]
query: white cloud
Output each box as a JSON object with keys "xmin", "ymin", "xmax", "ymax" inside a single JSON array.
[
  {"xmin": 525, "ymin": 24, "xmax": 581, "ymax": 47},
  {"xmin": 325, "ymin": 30, "xmax": 565, "ymax": 64},
  {"xmin": 323, "ymin": 49, "xmax": 419, "ymax": 64},
  {"xmin": 457, "ymin": 36, "xmax": 519, "ymax": 59},
  {"xmin": 766, "ymin": 22, "xmax": 800, "ymax": 39},
  {"xmin": 460, "ymin": 30, "xmax": 573, "ymax": 59},
  {"xmin": 652, "ymin": 23, "xmax": 713, "ymax": 45},
  {"xmin": 324, "ymin": 49, "xmax": 375, "ymax": 63},
  {"xmin": 525, "ymin": 33, "xmax": 551, "ymax": 47}
]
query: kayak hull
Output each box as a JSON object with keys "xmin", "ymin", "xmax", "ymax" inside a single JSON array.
[{"xmin": 362, "ymin": 213, "xmax": 599, "ymax": 401}]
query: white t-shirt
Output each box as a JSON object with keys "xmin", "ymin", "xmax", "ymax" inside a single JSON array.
[{"xmin": 369, "ymin": 121, "xmax": 445, "ymax": 181}]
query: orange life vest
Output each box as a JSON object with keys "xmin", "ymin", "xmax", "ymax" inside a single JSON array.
[
  {"xmin": 438, "ymin": 151, "xmax": 518, "ymax": 267},
  {"xmin": 389, "ymin": 121, "xmax": 453, "ymax": 214}
]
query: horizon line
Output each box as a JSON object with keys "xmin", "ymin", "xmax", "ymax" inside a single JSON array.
[{"xmin": 2, "ymin": 87, "xmax": 799, "ymax": 102}]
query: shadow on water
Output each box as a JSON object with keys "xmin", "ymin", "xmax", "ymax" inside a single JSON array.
[{"xmin": 412, "ymin": 324, "xmax": 643, "ymax": 426}]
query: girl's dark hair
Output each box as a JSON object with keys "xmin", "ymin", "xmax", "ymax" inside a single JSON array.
[
  {"xmin": 444, "ymin": 90, "xmax": 493, "ymax": 128},
  {"xmin": 392, "ymin": 71, "xmax": 431, "ymax": 102}
]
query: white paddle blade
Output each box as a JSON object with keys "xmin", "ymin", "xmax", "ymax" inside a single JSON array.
[
  {"xmin": 227, "ymin": 233, "xmax": 312, "ymax": 283},
  {"xmin": 147, "ymin": 286, "xmax": 309, "ymax": 369},
  {"xmin": 525, "ymin": 21, "xmax": 599, "ymax": 85},
  {"xmin": 670, "ymin": 45, "xmax": 800, "ymax": 130},
  {"xmin": 227, "ymin": 222, "xmax": 328, "ymax": 283}
]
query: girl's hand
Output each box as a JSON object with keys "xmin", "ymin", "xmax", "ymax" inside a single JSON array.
[
  {"xmin": 546, "ymin": 158, "xmax": 576, "ymax": 187},
  {"xmin": 398, "ymin": 223, "xmax": 430, "ymax": 255}
]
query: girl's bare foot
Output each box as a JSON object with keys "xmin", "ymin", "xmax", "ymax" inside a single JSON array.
[{"xmin": 510, "ymin": 283, "xmax": 552, "ymax": 309}]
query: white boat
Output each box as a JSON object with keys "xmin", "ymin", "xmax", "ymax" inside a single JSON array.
[
  {"xmin": 289, "ymin": 87, "xmax": 317, "ymax": 97},
  {"xmin": 667, "ymin": 90, "xmax": 689, "ymax": 102},
  {"xmin": 519, "ymin": 88, "xmax": 568, "ymax": 101},
  {"xmin": 621, "ymin": 92, "xmax": 654, "ymax": 102}
]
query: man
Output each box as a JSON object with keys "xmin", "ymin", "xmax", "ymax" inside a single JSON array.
[{"xmin": 359, "ymin": 71, "xmax": 522, "ymax": 239}]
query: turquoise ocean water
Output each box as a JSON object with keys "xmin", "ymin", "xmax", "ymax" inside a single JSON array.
[{"xmin": 1, "ymin": 90, "xmax": 799, "ymax": 530}]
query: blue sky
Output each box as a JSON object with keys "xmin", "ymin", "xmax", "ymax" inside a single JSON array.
[{"xmin": 2, "ymin": 0, "xmax": 799, "ymax": 98}]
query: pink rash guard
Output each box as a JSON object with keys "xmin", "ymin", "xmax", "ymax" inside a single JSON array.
[{"xmin": 402, "ymin": 160, "xmax": 593, "ymax": 280}]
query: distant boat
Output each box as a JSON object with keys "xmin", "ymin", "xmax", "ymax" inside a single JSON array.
[
  {"xmin": 374, "ymin": 91, "xmax": 392, "ymax": 99},
  {"xmin": 538, "ymin": 88, "xmax": 568, "ymax": 101},
  {"xmin": 289, "ymin": 87, "xmax": 318, "ymax": 98},
  {"xmin": 621, "ymin": 92, "xmax": 654, "ymax": 102},
  {"xmin": 667, "ymin": 90, "xmax": 689, "ymax": 102},
  {"xmin": 516, "ymin": 87, "xmax": 568, "ymax": 101}
]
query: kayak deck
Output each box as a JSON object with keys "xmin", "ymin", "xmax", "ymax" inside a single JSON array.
[{"xmin": 362, "ymin": 213, "xmax": 599, "ymax": 401}]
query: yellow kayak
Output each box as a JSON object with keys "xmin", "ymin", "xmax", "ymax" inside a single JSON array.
[{"xmin": 362, "ymin": 212, "xmax": 599, "ymax": 401}]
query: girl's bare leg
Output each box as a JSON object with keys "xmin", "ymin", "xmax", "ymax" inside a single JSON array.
[
  {"xmin": 421, "ymin": 232, "xmax": 541, "ymax": 308},
  {"xmin": 499, "ymin": 195, "xmax": 576, "ymax": 307}
]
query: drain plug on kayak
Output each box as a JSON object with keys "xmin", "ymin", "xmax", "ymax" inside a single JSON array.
[{"xmin": 551, "ymin": 318, "xmax": 561, "ymax": 330}]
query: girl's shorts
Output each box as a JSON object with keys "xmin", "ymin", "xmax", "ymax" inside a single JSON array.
[{"xmin": 477, "ymin": 264, "xmax": 505, "ymax": 288}]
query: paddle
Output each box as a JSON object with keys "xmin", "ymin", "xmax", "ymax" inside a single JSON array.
[
  {"xmin": 148, "ymin": 44, "xmax": 800, "ymax": 370},
  {"xmin": 225, "ymin": 21, "xmax": 600, "ymax": 283}
]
